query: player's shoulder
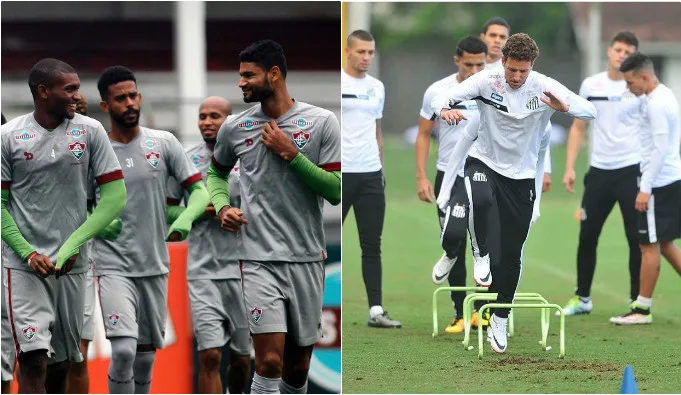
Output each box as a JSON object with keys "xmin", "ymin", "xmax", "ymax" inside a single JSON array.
[
  {"xmin": 650, "ymin": 84, "xmax": 679, "ymax": 108},
  {"xmin": 425, "ymin": 73, "xmax": 459, "ymax": 94},
  {"xmin": 139, "ymin": 126, "xmax": 177, "ymax": 140},
  {"xmin": 138, "ymin": 127, "xmax": 183, "ymax": 150},
  {"xmin": 364, "ymin": 73, "xmax": 385, "ymax": 91},
  {"xmin": 294, "ymin": 101, "xmax": 335, "ymax": 120},
  {"xmin": 69, "ymin": 113, "xmax": 105, "ymax": 130},
  {"xmin": 184, "ymin": 141, "xmax": 208, "ymax": 156},
  {"xmin": 581, "ymin": 72, "xmax": 608, "ymax": 88},
  {"xmin": 0, "ymin": 113, "xmax": 31, "ymax": 136}
]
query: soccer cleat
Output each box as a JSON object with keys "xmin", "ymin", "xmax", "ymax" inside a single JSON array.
[
  {"xmin": 473, "ymin": 254, "xmax": 492, "ymax": 287},
  {"xmin": 471, "ymin": 311, "xmax": 490, "ymax": 330},
  {"xmin": 556, "ymin": 295, "xmax": 593, "ymax": 316},
  {"xmin": 432, "ymin": 253, "xmax": 457, "ymax": 285},
  {"xmin": 487, "ymin": 314, "xmax": 508, "ymax": 354},
  {"xmin": 368, "ymin": 311, "xmax": 402, "ymax": 328},
  {"xmin": 444, "ymin": 317, "xmax": 465, "ymax": 334},
  {"xmin": 609, "ymin": 302, "xmax": 652, "ymax": 325}
]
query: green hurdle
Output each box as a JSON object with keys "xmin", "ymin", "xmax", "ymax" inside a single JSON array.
[
  {"xmin": 461, "ymin": 293, "xmax": 550, "ymax": 350},
  {"xmin": 432, "ymin": 286, "xmax": 488, "ymax": 337},
  {"xmin": 477, "ymin": 303, "xmax": 566, "ymax": 359}
]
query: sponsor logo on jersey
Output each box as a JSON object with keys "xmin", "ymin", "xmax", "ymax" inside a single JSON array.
[
  {"xmin": 69, "ymin": 141, "xmax": 86, "ymax": 160},
  {"xmin": 191, "ymin": 154, "xmax": 206, "ymax": 167},
  {"xmin": 491, "ymin": 92, "xmax": 504, "ymax": 102},
  {"xmin": 108, "ymin": 312, "xmax": 120, "ymax": 327},
  {"xmin": 22, "ymin": 325, "xmax": 37, "ymax": 341},
  {"xmin": 292, "ymin": 131, "xmax": 311, "ymax": 149},
  {"xmin": 15, "ymin": 131, "xmax": 36, "ymax": 142},
  {"xmin": 245, "ymin": 138, "xmax": 254, "ymax": 146},
  {"xmin": 451, "ymin": 204, "xmax": 466, "ymax": 218},
  {"xmin": 142, "ymin": 139, "xmax": 159, "ymax": 150},
  {"xmin": 238, "ymin": 119, "xmax": 265, "ymax": 130},
  {"xmin": 66, "ymin": 128, "xmax": 87, "ymax": 138},
  {"xmin": 608, "ymin": 96, "xmax": 622, "ymax": 102},
  {"xmin": 250, "ymin": 307, "xmax": 263, "ymax": 323},
  {"xmin": 24, "ymin": 152, "xmax": 33, "ymax": 160},
  {"xmin": 291, "ymin": 118, "xmax": 313, "ymax": 129},
  {"xmin": 472, "ymin": 172, "xmax": 487, "ymax": 182},
  {"xmin": 526, "ymin": 96, "xmax": 539, "ymax": 110},
  {"xmin": 145, "ymin": 151, "xmax": 160, "ymax": 168}
]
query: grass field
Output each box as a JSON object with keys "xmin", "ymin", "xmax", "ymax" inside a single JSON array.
[{"xmin": 341, "ymin": 137, "xmax": 681, "ymax": 393}]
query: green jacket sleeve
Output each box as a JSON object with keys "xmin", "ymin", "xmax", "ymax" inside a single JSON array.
[
  {"xmin": 289, "ymin": 153, "xmax": 341, "ymax": 205},
  {"xmin": 167, "ymin": 181, "xmax": 210, "ymax": 241},
  {"xmin": 206, "ymin": 163, "xmax": 231, "ymax": 214},
  {"xmin": 1, "ymin": 189, "xmax": 37, "ymax": 261},
  {"xmin": 166, "ymin": 204, "xmax": 186, "ymax": 225},
  {"xmin": 57, "ymin": 179, "xmax": 127, "ymax": 268}
]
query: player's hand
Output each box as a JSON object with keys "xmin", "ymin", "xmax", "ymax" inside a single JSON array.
[
  {"xmin": 261, "ymin": 120, "xmax": 299, "ymax": 162},
  {"xmin": 417, "ymin": 178, "xmax": 435, "ymax": 203},
  {"xmin": 540, "ymin": 91, "xmax": 569, "ymax": 112},
  {"xmin": 218, "ymin": 206, "xmax": 248, "ymax": 232},
  {"xmin": 542, "ymin": 173, "xmax": 552, "ymax": 193},
  {"xmin": 56, "ymin": 254, "xmax": 78, "ymax": 279},
  {"xmin": 97, "ymin": 219, "xmax": 123, "ymax": 241},
  {"xmin": 166, "ymin": 218, "xmax": 192, "ymax": 242},
  {"xmin": 167, "ymin": 231, "xmax": 183, "ymax": 242},
  {"xmin": 562, "ymin": 168, "xmax": 576, "ymax": 193},
  {"xmin": 203, "ymin": 203, "xmax": 217, "ymax": 219},
  {"xmin": 440, "ymin": 109, "xmax": 467, "ymax": 126},
  {"xmin": 27, "ymin": 253, "xmax": 55, "ymax": 278},
  {"xmin": 635, "ymin": 191, "xmax": 650, "ymax": 212}
]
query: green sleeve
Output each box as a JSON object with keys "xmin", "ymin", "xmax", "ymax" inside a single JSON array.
[
  {"xmin": 57, "ymin": 179, "xmax": 127, "ymax": 268},
  {"xmin": 1, "ymin": 189, "xmax": 37, "ymax": 261},
  {"xmin": 167, "ymin": 204, "xmax": 186, "ymax": 225},
  {"xmin": 206, "ymin": 163, "xmax": 231, "ymax": 214},
  {"xmin": 289, "ymin": 153, "xmax": 341, "ymax": 205},
  {"xmin": 167, "ymin": 181, "xmax": 210, "ymax": 241}
]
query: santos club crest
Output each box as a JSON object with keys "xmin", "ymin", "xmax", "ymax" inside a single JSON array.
[
  {"xmin": 250, "ymin": 307, "xmax": 263, "ymax": 323},
  {"xmin": 292, "ymin": 131, "xmax": 310, "ymax": 149},
  {"xmin": 68, "ymin": 141, "xmax": 86, "ymax": 160},
  {"xmin": 145, "ymin": 151, "xmax": 160, "ymax": 168},
  {"xmin": 22, "ymin": 325, "xmax": 37, "ymax": 341}
]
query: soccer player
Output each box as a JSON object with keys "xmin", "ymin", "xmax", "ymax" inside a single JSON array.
[
  {"xmin": 167, "ymin": 96, "xmax": 251, "ymax": 394},
  {"xmin": 432, "ymin": 34, "xmax": 596, "ymax": 353},
  {"xmin": 207, "ymin": 39, "xmax": 341, "ymax": 394},
  {"xmin": 609, "ymin": 53, "xmax": 681, "ymax": 325},
  {"xmin": 1, "ymin": 113, "xmax": 14, "ymax": 395},
  {"xmin": 1, "ymin": 58, "xmax": 126, "ymax": 393},
  {"xmin": 342, "ymin": 30, "xmax": 402, "ymax": 328},
  {"xmin": 92, "ymin": 66, "xmax": 209, "ymax": 394},
  {"xmin": 416, "ymin": 36, "xmax": 487, "ymax": 334},
  {"xmin": 558, "ymin": 32, "xmax": 641, "ymax": 316},
  {"xmin": 480, "ymin": 17, "xmax": 511, "ymax": 70}
]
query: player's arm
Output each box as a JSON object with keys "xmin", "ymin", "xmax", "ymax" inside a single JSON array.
[
  {"xmin": 563, "ymin": 118, "xmax": 588, "ymax": 192},
  {"xmin": 435, "ymin": 117, "xmax": 478, "ymax": 211},
  {"xmin": 543, "ymin": 122, "xmax": 552, "ymax": 193},
  {"xmin": 638, "ymin": 102, "xmax": 671, "ymax": 212},
  {"xmin": 532, "ymin": 128, "xmax": 551, "ymax": 224},
  {"xmin": 543, "ymin": 78, "xmax": 596, "ymax": 121},
  {"xmin": 430, "ymin": 73, "xmax": 481, "ymax": 122},
  {"xmin": 1, "ymin": 188, "xmax": 37, "ymax": 261},
  {"xmin": 376, "ymin": 119, "xmax": 384, "ymax": 168},
  {"xmin": 167, "ymin": 178, "xmax": 209, "ymax": 241},
  {"xmin": 415, "ymin": 85, "xmax": 437, "ymax": 202}
]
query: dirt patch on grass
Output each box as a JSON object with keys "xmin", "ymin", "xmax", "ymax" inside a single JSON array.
[{"xmin": 495, "ymin": 356, "xmax": 620, "ymax": 373}]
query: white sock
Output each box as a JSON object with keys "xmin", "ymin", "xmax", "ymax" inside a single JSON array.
[
  {"xmin": 493, "ymin": 314, "xmax": 508, "ymax": 324},
  {"xmin": 250, "ymin": 373, "xmax": 281, "ymax": 394},
  {"xmin": 279, "ymin": 380, "xmax": 307, "ymax": 394},
  {"xmin": 369, "ymin": 305, "xmax": 384, "ymax": 319},
  {"xmin": 579, "ymin": 296, "xmax": 591, "ymax": 304},
  {"xmin": 635, "ymin": 296, "xmax": 652, "ymax": 309}
]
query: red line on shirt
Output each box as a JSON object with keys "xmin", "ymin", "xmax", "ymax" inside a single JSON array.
[
  {"xmin": 96, "ymin": 170, "xmax": 124, "ymax": 185},
  {"xmin": 211, "ymin": 155, "xmax": 231, "ymax": 173},
  {"xmin": 320, "ymin": 162, "xmax": 341, "ymax": 172},
  {"xmin": 167, "ymin": 198, "xmax": 181, "ymax": 206},
  {"xmin": 181, "ymin": 173, "xmax": 202, "ymax": 189},
  {"xmin": 1, "ymin": 181, "xmax": 11, "ymax": 189}
]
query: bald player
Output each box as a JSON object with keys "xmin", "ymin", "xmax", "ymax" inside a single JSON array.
[{"xmin": 167, "ymin": 96, "xmax": 251, "ymax": 394}]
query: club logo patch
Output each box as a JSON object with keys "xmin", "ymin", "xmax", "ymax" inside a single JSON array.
[
  {"xmin": 142, "ymin": 139, "xmax": 159, "ymax": 150},
  {"xmin": 526, "ymin": 96, "xmax": 539, "ymax": 110},
  {"xmin": 66, "ymin": 129, "xmax": 87, "ymax": 138},
  {"xmin": 108, "ymin": 312, "xmax": 120, "ymax": 327},
  {"xmin": 250, "ymin": 307, "xmax": 263, "ymax": 323},
  {"xmin": 238, "ymin": 119, "xmax": 265, "ymax": 130},
  {"xmin": 145, "ymin": 151, "xmax": 160, "ymax": 168},
  {"xmin": 292, "ymin": 131, "xmax": 311, "ymax": 149},
  {"xmin": 15, "ymin": 131, "xmax": 36, "ymax": 142},
  {"xmin": 493, "ymin": 80, "xmax": 506, "ymax": 94},
  {"xmin": 491, "ymin": 92, "xmax": 504, "ymax": 102},
  {"xmin": 292, "ymin": 118, "xmax": 313, "ymax": 129},
  {"xmin": 68, "ymin": 141, "xmax": 86, "ymax": 160},
  {"xmin": 191, "ymin": 154, "xmax": 206, "ymax": 167},
  {"xmin": 22, "ymin": 325, "xmax": 36, "ymax": 341}
]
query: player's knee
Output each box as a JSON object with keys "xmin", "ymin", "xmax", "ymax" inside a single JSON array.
[
  {"xmin": 256, "ymin": 352, "xmax": 283, "ymax": 377},
  {"xmin": 199, "ymin": 348, "xmax": 222, "ymax": 373},
  {"xmin": 441, "ymin": 222, "xmax": 466, "ymax": 253},
  {"xmin": 18, "ymin": 350, "xmax": 48, "ymax": 378},
  {"xmin": 230, "ymin": 354, "xmax": 251, "ymax": 375},
  {"xmin": 110, "ymin": 339, "xmax": 136, "ymax": 368},
  {"xmin": 70, "ymin": 360, "xmax": 89, "ymax": 377}
]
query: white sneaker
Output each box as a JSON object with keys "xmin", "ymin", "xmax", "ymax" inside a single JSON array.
[
  {"xmin": 555, "ymin": 295, "xmax": 593, "ymax": 316},
  {"xmin": 431, "ymin": 253, "xmax": 457, "ymax": 285},
  {"xmin": 473, "ymin": 254, "xmax": 491, "ymax": 287},
  {"xmin": 486, "ymin": 314, "xmax": 508, "ymax": 354},
  {"xmin": 609, "ymin": 303, "xmax": 653, "ymax": 325}
]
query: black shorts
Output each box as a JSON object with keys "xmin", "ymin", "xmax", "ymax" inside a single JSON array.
[{"xmin": 638, "ymin": 180, "xmax": 681, "ymax": 244}]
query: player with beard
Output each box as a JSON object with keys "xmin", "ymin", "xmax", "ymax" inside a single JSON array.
[
  {"xmin": 207, "ymin": 40, "xmax": 341, "ymax": 394},
  {"xmin": 1, "ymin": 58, "xmax": 126, "ymax": 393},
  {"xmin": 91, "ymin": 66, "xmax": 209, "ymax": 394},
  {"xmin": 167, "ymin": 96, "xmax": 252, "ymax": 394}
]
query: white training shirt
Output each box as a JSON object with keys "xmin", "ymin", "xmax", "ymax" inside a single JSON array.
[
  {"xmin": 579, "ymin": 72, "xmax": 642, "ymax": 169},
  {"xmin": 341, "ymin": 69, "xmax": 385, "ymax": 173},
  {"xmin": 485, "ymin": 58, "xmax": 503, "ymax": 70},
  {"xmin": 419, "ymin": 73, "xmax": 479, "ymax": 175},
  {"xmin": 638, "ymin": 84, "xmax": 681, "ymax": 192}
]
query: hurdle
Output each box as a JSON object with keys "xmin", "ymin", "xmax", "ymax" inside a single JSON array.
[
  {"xmin": 477, "ymin": 302, "xmax": 565, "ymax": 359},
  {"xmin": 461, "ymin": 293, "xmax": 550, "ymax": 350},
  {"xmin": 432, "ymin": 286, "xmax": 488, "ymax": 337}
]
